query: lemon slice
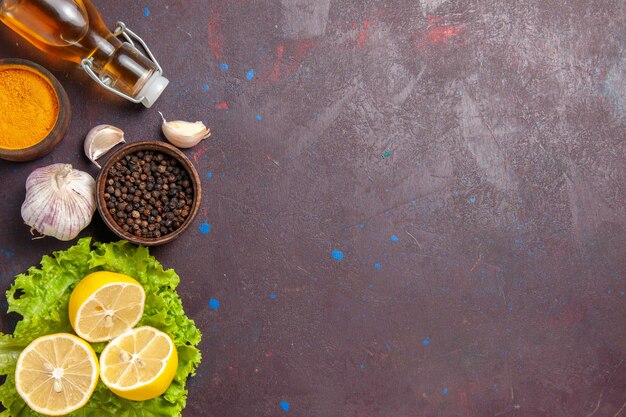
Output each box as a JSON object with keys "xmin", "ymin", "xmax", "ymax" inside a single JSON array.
[
  {"xmin": 15, "ymin": 333, "xmax": 99, "ymax": 416},
  {"xmin": 69, "ymin": 271, "xmax": 145, "ymax": 343},
  {"xmin": 100, "ymin": 326, "xmax": 178, "ymax": 401}
]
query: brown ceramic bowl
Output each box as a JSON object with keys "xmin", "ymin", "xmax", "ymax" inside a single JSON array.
[
  {"xmin": 96, "ymin": 141, "xmax": 202, "ymax": 246},
  {"xmin": 0, "ymin": 58, "xmax": 71, "ymax": 162}
]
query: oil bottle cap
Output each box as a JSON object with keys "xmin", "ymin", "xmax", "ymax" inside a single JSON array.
[{"xmin": 139, "ymin": 72, "xmax": 169, "ymax": 108}]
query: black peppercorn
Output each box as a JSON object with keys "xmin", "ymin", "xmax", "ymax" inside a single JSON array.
[{"xmin": 103, "ymin": 149, "xmax": 195, "ymax": 239}]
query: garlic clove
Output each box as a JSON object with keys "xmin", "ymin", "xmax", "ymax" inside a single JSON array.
[
  {"xmin": 84, "ymin": 125, "xmax": 125, "ymax": 168},
  {"xmin": 21, "ymin": 164, "xmax": 96, "ymax": 241},
  {"xmin": 159, "ymin": 112, "xmax": 211, "ymax": 149}
]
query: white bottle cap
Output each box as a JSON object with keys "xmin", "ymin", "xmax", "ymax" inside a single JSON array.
[{"xmin": 139, "ymin": 72, "xmax": 169, "ymax": 108}]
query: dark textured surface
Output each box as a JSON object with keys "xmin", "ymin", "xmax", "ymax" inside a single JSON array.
[{"xmin": 1, "ymin": 0, "xmax": 625, "ymax": 416}]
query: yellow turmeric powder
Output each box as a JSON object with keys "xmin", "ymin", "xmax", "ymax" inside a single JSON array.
[{"xmin": 0, "ymin": 65, "xmax": 59, "ymax": 150}]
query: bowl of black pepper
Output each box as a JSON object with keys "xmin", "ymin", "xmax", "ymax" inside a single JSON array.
[{"xmin": 96, "ymin": 141, "xmax": 201, "ymax": 246}]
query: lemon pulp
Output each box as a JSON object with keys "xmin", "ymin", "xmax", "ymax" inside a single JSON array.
[
  {"xmin": 69, "ymin": 271, "xmax": 145, "ymax": 342},
  {"xmin": 100, "ymin": 326, "xmax": 178, "ymax": 401},
  {"xmin": 15, "ymin": 333, "xmax": 99, "ymax": 416}
]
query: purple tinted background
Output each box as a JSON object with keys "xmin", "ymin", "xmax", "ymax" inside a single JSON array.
[{"xmin": 1, "ymin": 0, "xmax": 625, "ymax": 416}]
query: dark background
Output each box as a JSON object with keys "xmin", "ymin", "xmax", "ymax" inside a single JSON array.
[{"xmin": 1, "ymin": 0, "xmax": 625, "ymax": 416}]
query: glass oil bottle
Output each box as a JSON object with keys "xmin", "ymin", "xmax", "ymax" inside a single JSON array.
[{"xmin": 0, "ymin": 0, "xmax": 168, "ymax": 107}]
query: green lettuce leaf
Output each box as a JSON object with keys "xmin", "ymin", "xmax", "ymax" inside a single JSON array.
[{"xmin": 0, "ymin": 238, "xmax": 202, "ymax": 417}]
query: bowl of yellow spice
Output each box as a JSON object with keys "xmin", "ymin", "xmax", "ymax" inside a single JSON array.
[{"xmin": 0, "ymin": 58, "xmax": 70, "ymax": 161}]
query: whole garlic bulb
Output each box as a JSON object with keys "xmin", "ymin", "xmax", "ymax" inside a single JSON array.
[{"xmin": 21, "ymin": 164, "xmax": 96, "ymax": 241}]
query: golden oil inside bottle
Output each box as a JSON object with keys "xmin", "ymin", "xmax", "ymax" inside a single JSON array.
[{"xmin": 0, "ymin": 0, "xmax": 158, "ymax": 98}]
